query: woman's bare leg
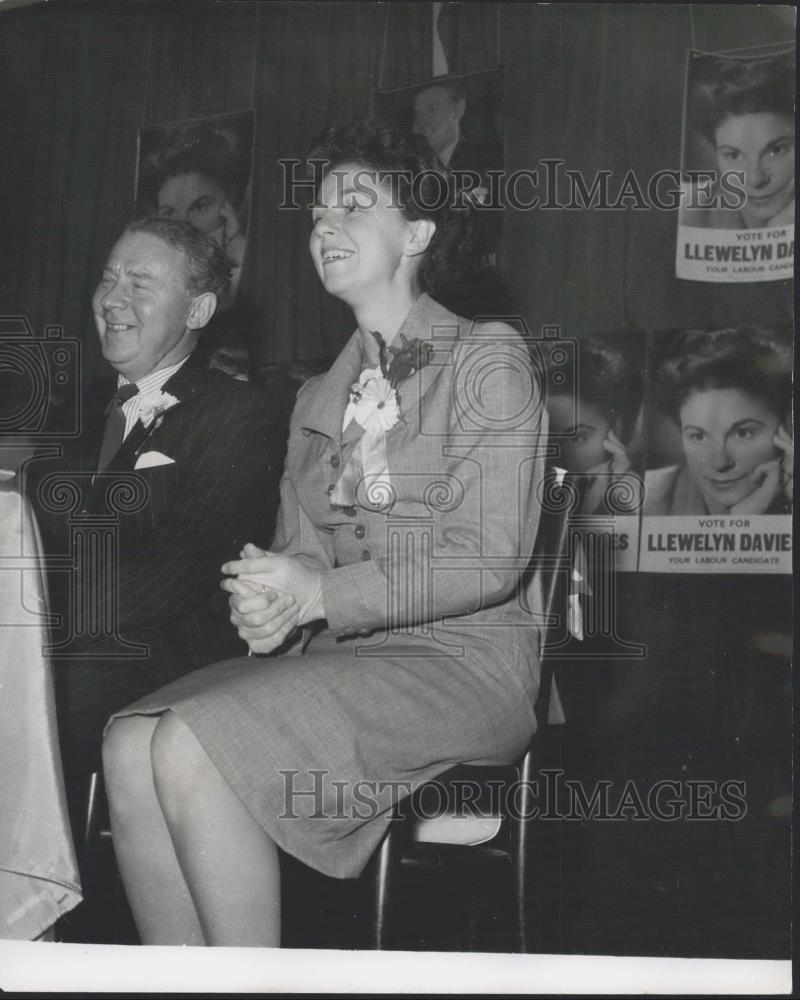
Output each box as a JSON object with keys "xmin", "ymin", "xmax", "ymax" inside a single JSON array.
[
  {"xmin": 150, "ymin": 711, "xmax": 281, "ymax": 947},
  {"xmin": 102, "ymin": 716, "xmax": 205, "ymax": 945}
]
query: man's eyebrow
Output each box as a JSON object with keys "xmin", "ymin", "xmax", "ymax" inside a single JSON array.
[{"xmin": 127, "ymin": 268, "xmax": 157, "ymax": 281}]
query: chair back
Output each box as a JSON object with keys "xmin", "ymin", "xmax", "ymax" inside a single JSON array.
[{"xmin": 524, "ymin": 465, "xmax": 579, "ymax": 718}]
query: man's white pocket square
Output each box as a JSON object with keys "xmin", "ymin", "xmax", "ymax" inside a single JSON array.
[{"xmin": 134, "ymin": 451, "xmax": 175, "ymax": 470}]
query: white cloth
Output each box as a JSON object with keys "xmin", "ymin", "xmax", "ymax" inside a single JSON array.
[{"xmin": 0, "ymin": 477, "xmax": 81, "ymax": 938}]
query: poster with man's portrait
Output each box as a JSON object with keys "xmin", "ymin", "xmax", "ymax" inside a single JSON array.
[
  {"xmin": 135, "ymin": 109, "xmax": 255, "ymax": 298},
  {"xmin": 675, "ymin": 48, "xmax": 795, "ymax": 283},
  {"xmin": 374, "ymin": 69, "xmax": 506, "ymax": 318},
  {"xmin": 639, "ymin": 326, "xmax": 793, "ymax": 573}
]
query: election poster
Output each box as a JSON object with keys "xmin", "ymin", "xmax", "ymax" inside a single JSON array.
[
  {"xmin": 675, "ymin": 48, "xmax": 794, "ymax": 283},
  {"xmin": 374, "ymin": 69, "xmax": 508, "ymax": 318},
  {"xmin": 639, "ymin": 327, "xmax": 792, "ymax": 573},
  {"xmin": 135, "ymin": 109, "xmax": 255, "ymax": 298},
  {"xmin": 542, "ymin": 333, "xmax": 645, "ymax": 575}
]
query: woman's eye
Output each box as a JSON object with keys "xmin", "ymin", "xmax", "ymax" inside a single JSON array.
[
  {"xmin": 767, "ymin": 141, "xmax": 792, "ymax": 158},
  {"xmin": 735, "ymin": 427, "xmax": 755, "ymax": 440},
  {"xmin": 685, "ymin": 431, "xmax": 704, "ymax": 442}
]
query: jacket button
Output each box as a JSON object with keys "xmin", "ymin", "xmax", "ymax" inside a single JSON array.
[
  {"xmin": 326, "ymin": 484, "xmax": 336, "ymax": 494},
  {"xmin": 354, "ymin": 525, "xmax": 366, "ymax": 539},
  {"xmin": 301, "ymin": 428, "xmax": 311, "ymax": 437},
  {"xmin": 361, "ymin": 550, "xmax": 371, "ymax": 561},
  {"xmin": 330, "ymin": 455, "xmax": 340, "ymax": 468}
]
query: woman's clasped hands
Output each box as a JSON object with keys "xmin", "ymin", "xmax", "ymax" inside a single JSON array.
[{"xmin": 221, "ymin": 543, "xmax": 326, "ymax": 654}]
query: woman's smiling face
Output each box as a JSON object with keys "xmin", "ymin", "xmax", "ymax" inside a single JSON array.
[
  {"xmin": 714, "ymin": 111, "xmax": 795, "ymax": 227},
  {"xmin": 308, "ymin": 164, "xmax": 415, "ymax": 306},
  {"xmin": 679, "ymin": 386, "xmax": 781, "ymax": 511}
]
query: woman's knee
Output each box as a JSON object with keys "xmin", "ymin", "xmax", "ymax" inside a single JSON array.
[
  {"xmin": 150, "ymin": 711, "xmax": 218, "ymax": 819},
  {"xmin": 102, "ymin": 716, "xmax": 158, "ymax": 815}
]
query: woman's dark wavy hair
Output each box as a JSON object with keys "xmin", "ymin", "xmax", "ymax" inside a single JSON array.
[
  {"xmin": 690, "ymin": 53, "xmax": 795, "ymax": 142},
  {"xmin": 306, "ymin": 118, "xmax": 477, "ymax": 293},
  {"xmin": 655, "ymin": 326, "xmax": 793, "ymax": 425},
  {"xmin": 127, "ymin": 217, "xmax": 232, "ymax": 304},
  {"xmin": 550, "ymin": 336, "xmax": 643, "ymax": 441},
  {"xmin": 141, "ymin": 122, "xmax": 250, "ymax": 210}
]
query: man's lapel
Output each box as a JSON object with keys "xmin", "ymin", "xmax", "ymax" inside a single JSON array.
[{"xmin": 104, "ymin": 351, "xmax": 208, "ymax": 473}]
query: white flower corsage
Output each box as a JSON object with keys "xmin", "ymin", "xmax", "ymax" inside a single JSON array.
[
  {"xmin": 138, "ymin": 391, "xmax": 179, "ymax": 430},
  {"xmin": 348, "ymin": 366, "xmax": 401, "ymax": 433}
]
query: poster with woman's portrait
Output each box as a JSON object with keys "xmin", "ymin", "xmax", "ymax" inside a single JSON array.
[
  {"xmin": 542, "ymin": 333, "xmax": 645, "ymax": 573},
  {"xmin": 374, "ymin": 69, "xmax": 507, "ymax": 318},
  {"xmin": 676, "ymin": 48, "xmax": 795, "ymax": 283},
  {"xmin": 135, "ymin": 110, "xmax": 255, "ymax": 298},
  {"xmin": 639, "ymin": 327, "xmax": 792, "ymax": 573}
]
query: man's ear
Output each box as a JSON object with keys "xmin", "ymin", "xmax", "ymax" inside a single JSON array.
[
  {"xmin": 454, "ymin": 97, "xmax": 466, "ymax": 123},
  {"xmin": 404, "ymin": 218, "xmax": 436, "ymax": 258},
  {"xmin": 186, "ymin": 291, "xmax": 217, "ymax": 330}
]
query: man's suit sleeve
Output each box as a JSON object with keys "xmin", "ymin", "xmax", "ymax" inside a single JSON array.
[
  {"xmin": 102, "ymin": 383, "xmax": 285, "ymax": 630},
  {"xmin": 321, "ymin": 327, "xmax": 548, "ymax": 634}
]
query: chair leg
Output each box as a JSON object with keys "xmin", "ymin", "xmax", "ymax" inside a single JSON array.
[
  {"xmin": 372, "ymin": 819, "xmax": 400, "ymax": 950},
  {"xmin": 83, "ymin": 770, "xmax": 101, "ymax": 860},
  {"xmin": 509, "ymin": 748, "xmax": 535, "ymax": 952}
]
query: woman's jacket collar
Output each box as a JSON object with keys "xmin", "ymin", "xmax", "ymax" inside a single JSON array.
[{"xmin": 293, "ymin": 293, "xmax": 462, "ymax": 442}]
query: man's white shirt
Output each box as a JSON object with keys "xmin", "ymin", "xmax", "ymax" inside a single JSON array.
[{"xmin": 117, "ymin": 356, "xmax": 190, "ymax": 440}]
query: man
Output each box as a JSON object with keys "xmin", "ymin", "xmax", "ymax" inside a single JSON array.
[
  {"xmin": 412, "ymin": 81, "xmax": 507, "ymax": 319},
  {"xmin": 412, "ymin": 82, "xmax": 467, "ymax": 168},
  {"xmin": 412, "ymin": 81, "xmax": 500, "ymax": 194},
  {"xmin": 27, "ymin": 218, "xmax": 286, "ymax": 841}
]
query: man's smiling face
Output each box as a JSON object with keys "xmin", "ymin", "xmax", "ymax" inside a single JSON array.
[{"xmin": 92, "ymin": 231, "xmax": 200, "ymax": 382}]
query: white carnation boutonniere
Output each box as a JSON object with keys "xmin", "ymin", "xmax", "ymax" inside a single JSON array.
[
  {"xmin": 345, "ymin": 331, "xmax": 432, "ymax": 434},
  {"xmin": 348, "ymin": 367, "xmax": 401, "ymax": 433},
  {"xmin": 138, "ymin": 391, "xmax": 179, "ymax": 431},
  {"xmin": 331, "ymin": 331, "xmax": 432, "ymax": 511}
]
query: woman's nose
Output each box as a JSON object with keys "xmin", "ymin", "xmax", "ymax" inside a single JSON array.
[
  {"xmin": 314, "ymin": 212, "xmax": 337, "ymax": 236},
  {"xmin": 746, "ymin": 156, "xmax": 771, "ymax": 190},
  {"xmin": 708, "ymin": 440, "xmax": 734, "ymax": 471}
]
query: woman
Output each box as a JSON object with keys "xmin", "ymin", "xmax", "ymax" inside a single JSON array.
[
  {"xmin": 681, "ymin": 53, "xmax": 795, "ymax": 231},
  {"xmin": 102, "ymin": 120, "xmax": 548, "ymax": 947},
  {"xmin": 545, "ymin": 336, "xmax": 643, "ymax": 515},
  {"xmin": 644, "ymin": 327, "xmax": 792, "ymax": 516},
  {"xmin": 141, "ymin": 122, "xmax": 250, "ymax": 291}
]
